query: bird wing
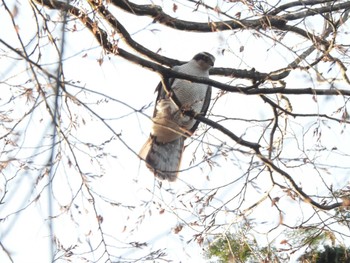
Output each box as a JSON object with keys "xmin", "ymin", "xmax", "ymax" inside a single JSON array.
[
  {"xmin": 153, "ymin": 67, "xmax": 211, "ymax": 134},
  {"xmin": 140, "ymin": 64, "xmax": 211, "ymax": 181},
  {"xmin": 152, "ymin": 65, "xmax": 179, "ymax": 117},
  {"xmin": 189, "ymin": 85, "xmax": 211, "ymax": 133}
]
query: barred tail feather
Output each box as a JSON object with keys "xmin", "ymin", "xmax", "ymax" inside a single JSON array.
[{"xmin": 139, "ymin": 137, "xmax": 184, "ymax": 181}]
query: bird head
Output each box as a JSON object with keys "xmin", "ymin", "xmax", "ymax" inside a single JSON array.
[{"xmin": 193, "ymin": 52, "xmax": 215, "ymax": 70}]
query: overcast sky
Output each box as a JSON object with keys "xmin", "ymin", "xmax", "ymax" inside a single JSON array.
[{"xmin": 1, "ymin": 0, "xmax": 350, "ymax": 262}]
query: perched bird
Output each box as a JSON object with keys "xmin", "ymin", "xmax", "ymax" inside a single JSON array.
[{"xmin": 139, "ymin": 52, "xmax": 215, "ymax": 181}]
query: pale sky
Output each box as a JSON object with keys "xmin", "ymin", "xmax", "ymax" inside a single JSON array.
[{"xmin": 1, "ymin": 0, "xmax": 350, "ymax": 262}]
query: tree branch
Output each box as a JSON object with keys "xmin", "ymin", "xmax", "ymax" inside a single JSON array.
[
  {"xmin": 187, "ymin": 112, "xmax": 347, "ymax": 211},
  {"xmin": 114, "ymin": 0, "xmax": 287, "ymax": 31},
  {"xmin": 281, "ymin": 1, "xmax": 350, "ymax": 21},
  {"xmin": 268, "ymin": 0, "xmax": 339, "ymax": 16},
  {"xmin": 31, "ymin": 0, "xmax": 350, "ymax": 98},
  {"xmin": 115, "ymin": 0, "xmax": 350, "ymax": 32}
]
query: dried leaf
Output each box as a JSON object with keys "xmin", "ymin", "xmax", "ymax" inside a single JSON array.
[
  {"xmin": 173, "ymin": 224, "xmax": 183, "ymax": 234},
  {"xmin": 12, "ymin": 4, "xmax": 18, "ymax": 18},
  {"xmin": 214, "ymin": 5, "xmax": 221, "ymax": 14},
  {"xmin": 97, "ymin": 215, "xmax": 103, "ymax": 224},
  {"xmin": 196, "ymin": 235, "xmax": 204, "ymax": 246},
  {"xmin": 279, "ymin": 212, "xmax": 284, "ymax": 224},
  {"xmin": 271, "ymin": 197, "xmax": 280, "ymax": 206},
  {"xmin": 280, "ymin": 239, "xmax": 289, "ymax": 245},
  {"xmin": 342, "ymin": 197, "xmax": 350, "ymax": 206},
  {"xmin": 173, "ymin": 3, "xmax": 178, "ymax": 12},
  {"xmin": 97, "ymin": 58, "xmax": 103, "ymax": 66}
]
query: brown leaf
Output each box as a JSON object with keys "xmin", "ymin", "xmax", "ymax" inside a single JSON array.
[
  {"xmin": 97, "ymin": 58, "xmax": 103, "ymax": 66},
  {"xmin": 196, "ymin": 235, "xmax": 204, "ymax": 246},
  {"xmin": 97, "ymin": 215, "xmax": 103, "ymax": 224},
  {"xmin": 12, "ymin": 4, "xmax": 18, "ymax": 18},
  {"xmin": 279, "ymin": 212, "xmax": 284, "ymax": 224},
  {"xmin": 280, "ymin": 239, "xmax": 289, "ymax": 245},
  {"xmin": 173, "ymin": 224, "xmax": 183, "ymax": 234},
  {"xmin": 342, "ymin": 197, "xmax": 350, "ymax": 207},
  {"xmin": 214, "ymin": 6, "xmax": 221, "ymax": 14},
  {"xmin": 173, "ymin": 3, "xmax": 178, "ymax": 12},
  {"xmin": 271, "ymin": 197, "xmax": 280, "ymax": 206}
]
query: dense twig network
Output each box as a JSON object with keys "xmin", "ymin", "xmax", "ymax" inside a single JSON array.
[{"xmin": 1, "ymin": 0, "xmax": 350, "ymax": 262}]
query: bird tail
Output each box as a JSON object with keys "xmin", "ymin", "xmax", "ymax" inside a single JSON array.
[{"xmin": 139, "ymin": 137, "xmax": 184, "ymax": 181}]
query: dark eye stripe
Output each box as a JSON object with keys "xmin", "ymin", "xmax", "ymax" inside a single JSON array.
[{"xmin": 193, "ymin": 52, "xmax": 215, "ymax": 66}]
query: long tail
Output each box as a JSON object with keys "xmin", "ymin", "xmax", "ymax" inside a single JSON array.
[{"xmin": 139, "ymin": 137, "xmax": 184, "ymax": 181}]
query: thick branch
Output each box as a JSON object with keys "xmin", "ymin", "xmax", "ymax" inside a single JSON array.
[
  {"xmin": 268, "ymin": 0, "xmax": 340, "ymax": 15},
  {"xmin": 32, "ymin": 0, "xmax": 350, "ymax": 98},
  {"xmin": 115, "ymin": 0, "xmax": 350, "ymax": 31},
  {"xmin": 88, "ymin": 0, "xmax": 288, "ymax": 81},
  {"xmin": 113, "ymin": 0, "xmax": 350, "ymax": 55},
  {"xmin": 114, "ymin": 0, "xmax": 287, "ymax": 31},
  {"xmin": 36, "ymin": 0, "xmax": 334, "ymax": 84}
]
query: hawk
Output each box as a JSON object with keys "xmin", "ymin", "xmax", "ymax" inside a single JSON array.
[{"xmin": 139, "ymin": 52, "xmax": 215, "ymax": 181}]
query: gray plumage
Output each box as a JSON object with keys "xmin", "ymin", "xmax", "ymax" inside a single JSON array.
[{"xmin": 140, "ymin": 52, "xmax": 215, "ymax": 181}]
